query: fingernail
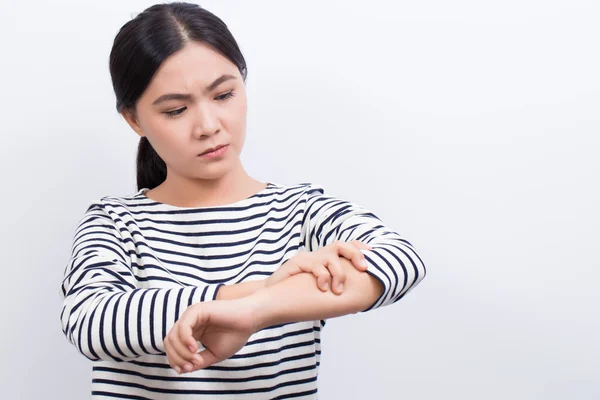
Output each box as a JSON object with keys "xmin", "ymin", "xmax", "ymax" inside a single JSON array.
[
  {"xmin": 174, "ymin": 366, "xmax": 181, "ymax": 374},
  {"xmin": 188, "ymin": 345, "xmax": 195, "ymax": 352},
  {"xmin": 338, "ymin": 283, "xmax": 344, "ymax": 292},
  {"xmin": 361, "ymin": 258, "xmax": 368, "ymax": 268},
  {"xmin": 184, "ymin": 363, "xmax": 193, "ymax": 372},
  {"xmin": 323, "ymin": 281, "xmax": 329, "ymax": 290}
]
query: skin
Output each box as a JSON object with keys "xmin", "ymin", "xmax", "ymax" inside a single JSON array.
[
  {"xmin": 166, "ymin": 247, "xmax": 384, "ymax": 375},
  {"xmin": 122, "ymin": 41, "xmax": 264, "ymax": 207},
  {"xmin": 118, "ymin": 40, "xmax": 383, "ymax": 374}
]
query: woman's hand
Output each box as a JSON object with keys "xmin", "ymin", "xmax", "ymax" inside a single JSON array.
[
  {"xmin": 164, "ymin": 298, "xmax": 256, "ymax": 374},
  {"xmin": 266, "ymin": 240, "xmax": 373, "ymax": 295},
  {"xmin": 164, "ymin": 240, "xmax": 374, "ymax": 374}
]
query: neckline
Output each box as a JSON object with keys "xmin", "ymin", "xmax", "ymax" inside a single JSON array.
[{"xmin": 137, "ymin": 182, "xmax": 276, "ymax": 211}]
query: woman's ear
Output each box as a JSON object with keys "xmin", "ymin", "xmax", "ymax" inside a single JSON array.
[{"xmin": 121, "ymin": 108, "xmax": 144, "ymax": 138}]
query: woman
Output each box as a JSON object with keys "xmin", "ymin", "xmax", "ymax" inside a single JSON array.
[{"xmin": 59, "ymin": 2, "xmax": 426, "ymax": 398}]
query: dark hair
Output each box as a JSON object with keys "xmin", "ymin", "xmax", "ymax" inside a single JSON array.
[{"xmin": 108, "ymin": 2, "xmax": 248, "ymax": 191}]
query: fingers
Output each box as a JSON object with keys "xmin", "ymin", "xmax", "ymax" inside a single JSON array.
[
  {"xmin": 196, "ymin": 348, "xmax": 220, "ymax": 370},
  {"xmin": 324, "ymin": 256, "xmax": 346, "ymax": 295},
  {"xmin": 164, "ymin": 335, "xmax": 193, "ymax": 374},
  {"xmin": 335, "ymin": 241, "xmax": 371, "ymax": 272},
  {"xmin": 298, "ymin": 261, "xmax": 331, "ymax": 291},
  {"xmin": 312, "ymin": 263, "xmax": 331, "ymax": 291},
  {"xmin": 178, "ymin": 320, "xmax": 203, "ymax": 368},
  {"xmin": 283, "ymin": 240, "xmax": 373, "ymax": 295},
  {"xmin": 164, "ymin": 307, "xmax": 204, "ymax": 374},
  {"xmin": 350, "ymin": 240, "xmax": 373, "ymax": 250}
]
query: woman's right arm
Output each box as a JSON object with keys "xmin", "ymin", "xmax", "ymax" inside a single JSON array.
[{"xmin": 59, "ymin": 202, "xmax": 262, "ymax": 362}]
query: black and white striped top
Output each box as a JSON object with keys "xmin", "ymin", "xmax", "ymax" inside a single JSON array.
[{"xmin": 59, "ymin": 181, "xmax": 426, "ymax": 399}]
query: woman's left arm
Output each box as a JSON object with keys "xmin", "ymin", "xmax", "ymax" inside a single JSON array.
[
  {"xmin": 166, "ymin": 185, "xmax": 428, "ymax": 373},
  {"xmin": 300, "ymin": 183, "xmax": 427, "ymax": 311},
  {"xmin": 249, "ymin": 255, "xmax": 384, "ymax": 327}
]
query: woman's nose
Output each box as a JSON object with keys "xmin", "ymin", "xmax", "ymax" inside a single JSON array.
[{"xmin": 192, "ymin": 104, "xmax": 220, "ymax": 138}]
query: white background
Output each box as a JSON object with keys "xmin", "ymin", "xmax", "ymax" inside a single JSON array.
[{"xmin": 1, "ymin": 0, "xmax": 598, "ymax": 399}]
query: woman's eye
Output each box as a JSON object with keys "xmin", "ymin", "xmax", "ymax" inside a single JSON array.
[
  {"xmin": 216, "ymin": 90, "xmax": 236, "ymax": 101},
  {"xmin": 163, "ymin": 91, "xmax": 234, "ymax": 118},
  {"xmin": 164, "ymin": 107, "xmax": 186, "ymax": 118}
]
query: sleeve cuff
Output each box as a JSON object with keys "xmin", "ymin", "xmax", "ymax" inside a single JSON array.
[{"xmin": 188, "ymin": 284, "xmax": 224, "ymax": 305}]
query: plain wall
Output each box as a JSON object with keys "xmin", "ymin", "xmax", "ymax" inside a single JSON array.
[{"xmin": 1, "ymin": 0, "xmax": 598, "ymax": 398}]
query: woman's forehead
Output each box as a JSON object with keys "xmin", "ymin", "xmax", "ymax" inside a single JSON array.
[{"xmin": 145, "ymin": 43, "xmax": 240, "ymax": 98}]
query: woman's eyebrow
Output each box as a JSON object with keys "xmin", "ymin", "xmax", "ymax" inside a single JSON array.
[{"xmin": 152, "ymin": 74, "xmax": 237, "ymax": 105}]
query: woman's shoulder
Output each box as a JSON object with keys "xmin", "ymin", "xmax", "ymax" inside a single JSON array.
[
  {"xmin": 272, "ymin": 181, "xmax": 325, "ymax": 192},
  {"xmin": 76, "ymin": 187, "xmax": 149, "ymax": 216},
  {"xmin": 267, "ymin": 181, "xmax": 328, "ymax": 202}
]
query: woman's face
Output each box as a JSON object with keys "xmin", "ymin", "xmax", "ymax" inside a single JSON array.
[{"xmin": 123, "ymin": 41, "xmax": 247, "ymax": 181}]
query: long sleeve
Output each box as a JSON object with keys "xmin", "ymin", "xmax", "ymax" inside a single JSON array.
[
  {"xmin": 59, "ymin": 201, "xmax": 223, "ymax": 362},
  {"xmin": 300, "ymin": 184, "xmax": 426, "ymax": 311}
]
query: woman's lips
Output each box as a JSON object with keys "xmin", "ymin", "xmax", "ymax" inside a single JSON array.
[{"xmin": 198, "ymin": 144, "xmax": 229, "ymax": 158}]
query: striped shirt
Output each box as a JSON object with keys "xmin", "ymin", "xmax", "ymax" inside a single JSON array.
[{"xmin": 59, "ymin": 181, "xmax": 426, "ymax": 399}]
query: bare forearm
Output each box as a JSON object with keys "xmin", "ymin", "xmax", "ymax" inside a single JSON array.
[
  {"xmin": 248, "ymin": 257, "xmax": 384, "ymax": 330},
  {"xmin": 215, "ymin": 280, "xmax": 265, "ymax": 301}
]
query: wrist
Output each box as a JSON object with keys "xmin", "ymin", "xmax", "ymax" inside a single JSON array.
[
  {"xmin": 258, "ymin": 277, "xmax": 269, "ymax": 291},
  {"xmin": 245, "ymin": 286, "xmax": 271, "ymax": 332},
  {"xmin": 264, "ymin": 274, "xmax": 275, "ymax": 288},
  {"xmin": 215, "ymin": 279, "xmax": 268, "ymax": 301}
]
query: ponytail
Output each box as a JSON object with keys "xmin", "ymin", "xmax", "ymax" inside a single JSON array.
[{"xmin": 136, "ymin": 136, "xmax": 167, "ymax": 191}]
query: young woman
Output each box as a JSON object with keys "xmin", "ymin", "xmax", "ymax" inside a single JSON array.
[{"xmin": 59, "ymin": 2, "xmax": 426, "ymax": 398}]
